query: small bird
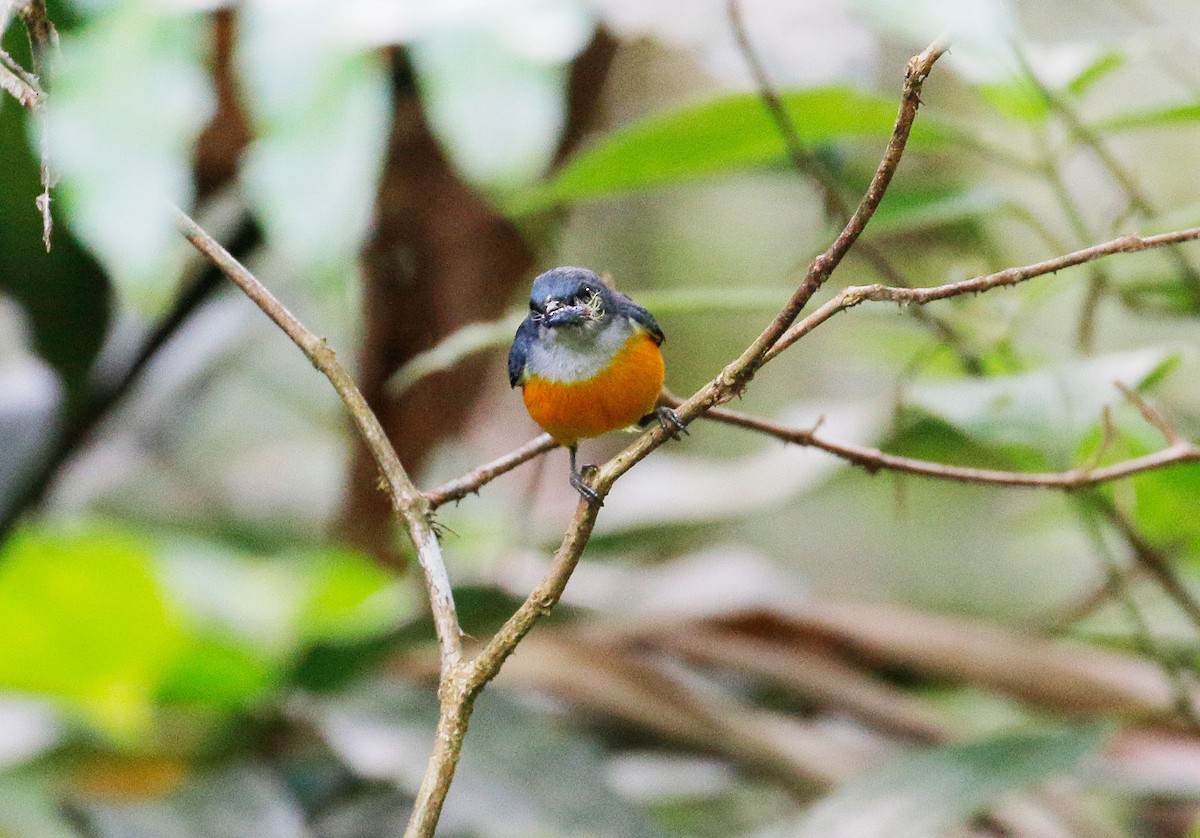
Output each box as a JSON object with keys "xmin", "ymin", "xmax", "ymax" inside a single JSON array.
[{"xmin": 508, "ymin": 267, "xmax": 685, "ymax": 504}]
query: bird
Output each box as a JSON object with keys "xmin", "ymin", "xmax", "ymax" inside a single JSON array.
[{"xmin": 508, "ymin": 267, "xmax": 686, "ymax": 504}]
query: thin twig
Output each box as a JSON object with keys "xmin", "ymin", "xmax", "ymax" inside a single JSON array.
[
  {"xmin": 1095, "ymin": 494, "xmax": 1200, "ymax": 634},
  {"xmin": 400, "ymin": 41, "xmax": 949, "ymax": 837},
  {"xmin": 173, "ymin": 208, "xmax": 464, "ymax": 672},
  {"xmin": 8, "ymin": 0, "xmax": 57, "ymax": 250},
  {"xmin": 424, "ymin": 433, "xmax": 558, "ymax": 509},
  {"xmin": 725, "ymin": 0, "xmax": 983, "ymax": 373},
  {"xmin": 766, "ymin": 226, "xmax": 1200, "ymax": 361},
  {"xmin": 669, "ymin": 394, "xmax": 1200, "ymax": 489},
  {"xmin": 1020, "ymin": 51, "xmax": 1200, "ymax": 307},
  {"xmin": 0, "ymin": 47, "xmax": 40, "ymax": 106},
  {"xmin": 1077, "ymin": 504, "xmax": 1200, "ymax": 731}
]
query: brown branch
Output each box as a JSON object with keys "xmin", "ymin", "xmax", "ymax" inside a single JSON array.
[
  {"xmin": 172, "ymin": 208, "xmax": 464, "ymax": 672},
  {"xmin": 6, "ymin": 0, "xmax": 57, "ymax": 250},
  {"xmin": 766, "ymin": 226, "xmax": 1200, "ymax": 361},
  {"xmin": 725, "ymin": 0, "xmax": 983, "ymax": 374},
  {"xmin": 399, "ymin": 41, "xmax": 948, "ymax": 836},
  {"xmin": 424, "ymin": 433, "xmax": 557, "ymax": 510},
  {"xmin": 1020, "ymin": 51, "xmax": 1200, "ymax": 307},
  {"xmin": 670, "ymin": 395, "xmax": 1200, "ymax": 490}
]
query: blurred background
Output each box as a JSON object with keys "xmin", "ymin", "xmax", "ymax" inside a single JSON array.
[{"xmin": 2, "ymin": 0, "xmax": 1200, "ymax": 835}]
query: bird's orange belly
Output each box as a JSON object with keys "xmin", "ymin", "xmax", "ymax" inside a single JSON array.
[{"xmin": 522, "ymin": 333, "xmax": 664, "ymax": 446}]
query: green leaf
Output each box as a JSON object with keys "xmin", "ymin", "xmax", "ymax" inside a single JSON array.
[
  {"xmin": 46, "ymin": 1, "xmax": 213, "ymax": 314},
  {"xmin": 409, "ymin": 5, "xmax": 592, "ymax": 189},
  {"xmin": 864, "ymin": 187, "xmax": 1002, "ymax": 239},
  {"xmin": 1067, "ymin": 50, "xmax": 1123, "ymax": 97},
  {"xmin": 907, "ymin": 349, "xmax": 1177, "ymax": 464},
  {"xmin": 236, "ymin": 0, "xmax": 391, "ymax": 284},
  {"xmin": 1094, "ymin": 102, "xmax": 1200, "ymax": 133},
  {"xmin": 794, "ymin": 725, "xmax": 1109, "ymax": 838},
  {"xmin": 157, "ymin": 542, "xmax": 412, "ymax": 661},
  {"xmin": 0, "ymin": 525, "xmax": 184, "ymax": 737},
  {"xmin": 506, "ymin": 86, "xmax": 948, "ymax": 213}
]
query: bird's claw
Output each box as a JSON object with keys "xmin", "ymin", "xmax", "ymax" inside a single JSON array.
[
  {"xmin": 655, "ymin": 406, "xmax": 688, "ymax": 440},
  {"xmin": 569, "ymin": 470, "xmax": 603, "ymax": 506}
]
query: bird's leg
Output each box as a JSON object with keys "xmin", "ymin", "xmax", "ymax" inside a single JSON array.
[
  {"xmin": 568, "ymin": 445, "xmax": 602, "ymax": 505},
  {"xmin": 640, "ymin": 406, "xmax": 688, "ymax": 440}
]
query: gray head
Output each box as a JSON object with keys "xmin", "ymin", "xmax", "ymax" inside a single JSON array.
[{"xmin": 528, "ymin": 267, "xmax": 614, "ymax": 328}]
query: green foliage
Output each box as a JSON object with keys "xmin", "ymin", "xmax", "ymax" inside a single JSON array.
[
  {"xmin": 0, "ymin": 526, "xmax": 183, "ymax": 737},
  {"xmin": 507, "ymin": 86, "xmax": 949, "ymax": 213},
  {"xmin": 905, "ymin": 349, "xmax": 1177, "ymax": 467},
  {"xmin": 236, "ymin": 2, "xmax": 391, "ymax": 284},
  {"xmin": 46, "ymin": 0, "xmax": 212, "ymax": 314},
  {"xmin": 0, "ymin": 523, "xmax": 409, "ymax": 738}
]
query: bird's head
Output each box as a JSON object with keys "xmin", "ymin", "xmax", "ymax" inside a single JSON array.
[{"xmin": 528, "ymin": 267, "xmax": 612, "ymax": 330}]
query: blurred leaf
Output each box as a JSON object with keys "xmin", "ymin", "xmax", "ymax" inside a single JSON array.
[
  {"xmin": 1117, "ymin": 277, "xmax": 1200, "ymax": 316},
  {"xmin": 298, "ymin": 547, "xmax": 409, "ymax": 646},
  {"xmin": 0, "ymin": 773, "xmax": 84, "ymax": 838},
  {"xmin": 158, "ymin": 635, "xmax": 278, "ymax": 710},
  {"xmin": 157, "ymin": 542, "xmax": 413, "ymax": 663},
  {"xmin": 46, "ymin": 1, "xmax": 213, "ymax": 313},
  {"xmin": 507, "ymin": 86, "xmax": 948, "ymax": 213},
  {"xmin": 977, "ymin": 76, "xmax": 1049, "ymax": 122},
  {"xmin": 0, "ymin": 525, "xmax": 184, "ymax": 737},
  {"xmin": 0, "ymin": 92, "xmax": 110, "ymax": 393},
  {"xmin": 864, "ymin": 187, "xmax": 1002, "ymax": 238},
  {"xmin": 409, "ymin": 2, "xmax": 593, "ymax": 189},
  {"xmin": 906, "ymin": 348, "xmax": 1176, "ymax": 464},
  {"xmin": 311, "ymin": 681, "xmax": 663, "ymax": 837},
  {"xmin": 1067, "ymin": 50, "xmax": 1123, "ymax": 97},
  {"xmin": 1127, "ymin": 448, "xmax": 1200, "ymax": 561},
  {"xmin": 236, "ymin": 0, "xmax": 391, "ymax": 284},
  {"xmin": 1095, "ymin": 101, "xmax": 1200, "ymax": 133},
  {"xmin": 79, "ymin": 764, "xmax": 308, "ymax": 838},
  {"xmin": 793, "ymin": 725, "xmax": 1109, "ymax": 838}
]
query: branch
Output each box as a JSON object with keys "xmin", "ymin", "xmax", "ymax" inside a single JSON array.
[
  {"xmin": 424, "ymin": 433, "xmax": 557, "ymax": 510},
  {"xmin": 1094, "ymin": 494, "xmax": 1200, "ymax": 634},
  {"xmin": 1019, "ymin": 51, "xmax": 1200, "ymax": 307},
  {"xmin": 0, "ymin": 47, "xmax": 41, "ymax": 106},
  {"xmin": 172, "ymin": 208, "xmax": 464, "ymax": 672},
  {"xmin": 11, "ymin": 0, "xmax": 57, "ymax": 250},
  {"xmin": 400, "ymin": 41, "xmax": 948, "ymax": 837},
  {"xmin": 725, "ymin": 0, "xmax": 982, "ymax": 373},
  {"xmin": 766, "ymin": 226, "xmax": 1200, "ymax": 361},
  {"xmin": 663, "ymin": 394, "xmax": 1200, "ymax": 489}
]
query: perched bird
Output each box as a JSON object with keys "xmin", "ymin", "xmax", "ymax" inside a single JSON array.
[{"xmin": 508, "ymin": 267, "xmax": 685, "ymax": 503}]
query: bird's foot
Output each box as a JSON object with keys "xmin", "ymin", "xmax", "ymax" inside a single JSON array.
[
  {"xmin": 569, "ymin": 468, "xmax": 603, "ymax": 506},
  {"xmin": 653, "ymin": 406, "xmax": 688, "ymax": 440}
]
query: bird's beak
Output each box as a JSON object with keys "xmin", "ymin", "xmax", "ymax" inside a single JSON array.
[{"xmin": 544, "ymin": 300, "xmax": 588, "ymax": 327}]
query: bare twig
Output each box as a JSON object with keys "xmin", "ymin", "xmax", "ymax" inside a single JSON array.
[
  {"xmin": 173, "ymin": 208, "xmax": 464, "ymax": 672},
  {"xmin": 399, "ymin": 41, "xmax": 949, "ymax": 836},
  {"xmin": 766, "ymin": 226, "xmax": 1200, "ymax": 361},
  {"xmin": 424, "ymin": 433, "xmax": 558, "ymax": 510},
  {"xmin": 5, "ymin": 0, "xmax": 58, "ymax": 250},
  {"xmin": 725, "ymin": 0, "xmax": 983, "ymax": 373},
  {"xmin": 0, "ymin": 47, "xmax": 40, "ymax": 106},
  {"xmin": 661, "ymin": 393, "xmax": 1200, "ymax": 489},
  {"xmin": 1077, "ymin": 505, "xmax": 1200, "ymax": 731},
  {"xmin": 1094, "ymin": 494, "xmax": 1200, "ymax": 634},
  {"xmin": 1020, "ymin": 51, "xmax": 1200, "ymax": 308}
]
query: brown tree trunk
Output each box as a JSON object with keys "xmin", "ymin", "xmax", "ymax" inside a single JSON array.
[{"xmin": 340, "ymin": 35, "xmax": 616, "ymax": 562}]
